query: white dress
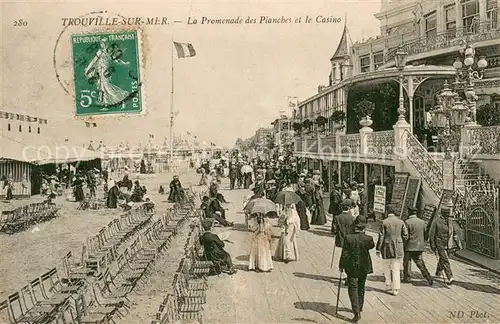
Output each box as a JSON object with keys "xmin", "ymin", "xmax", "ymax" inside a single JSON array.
[{"xmin": 248, "ymin": 218, "xmax": 274, "ymax": 271}]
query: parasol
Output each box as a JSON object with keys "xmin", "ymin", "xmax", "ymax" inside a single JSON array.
[
  {"xmin": 274, "ymin": 191, "xmax": 303, "ymax": 205},
  {"xmin": 243, "ymin": 198, "xmax": 277, "ymax": 217},
  {"xmin": 241, "ymin": 165, "xmax": 253, "ymax": 173}
]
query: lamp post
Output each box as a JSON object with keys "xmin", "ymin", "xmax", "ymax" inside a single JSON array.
[
  {"xmin": 452, "ymin": 44, "xmax": 488, "ymax": 125},
  {"xmin": 394, "ymin": 47, "xmax": 408, "ymax": 122}
]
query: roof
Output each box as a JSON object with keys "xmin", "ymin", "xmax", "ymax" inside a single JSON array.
[
  {"xmin": 0, "ymin": 136, "xmax": 102, "ymax": 165},
  {"xmin": 331, "ymin": 23, "xmax": 350, "ymax": 61}
]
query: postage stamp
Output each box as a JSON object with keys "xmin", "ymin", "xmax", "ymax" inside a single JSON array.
[{"xmin": 71, "ymin": 30, "xmax": 143, "ymax": 116}]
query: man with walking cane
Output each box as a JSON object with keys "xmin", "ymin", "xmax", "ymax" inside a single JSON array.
[
  {"xmin": 330, "ymin": 199, "xmax": 356, "ymax": 280},
  {"xmin": 338, "ymin": 216, "xmax": 375, "ymax": 323}
]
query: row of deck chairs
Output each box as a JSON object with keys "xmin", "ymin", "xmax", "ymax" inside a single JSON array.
[
  {"xmin": 0, "ymin": 193, "xmax": 198, "ymax": 324},
  {"xmin": 152, "ymin": 216, "xmax": 213, "ymax": 324},
  {"xmin": 0, "ymin": 201, "xmax": 61, "ymax": 234},
  {"xmin": 81, "ymin": 203, "xmax": 155, "ymax": 277}
]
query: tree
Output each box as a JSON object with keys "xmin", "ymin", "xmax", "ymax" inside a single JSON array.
[{"xmin": 477, "ymin": 103, "xmax": 500, "ymax": 126}]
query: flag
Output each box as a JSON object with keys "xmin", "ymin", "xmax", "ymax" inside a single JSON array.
[
  {"xmin": 210, "ymin": 142, "xmax": 216, "ymax": 147},
  {"xmin": 174, "ymin": 42, "xmax": 196, "ymax": 58},
  {"xmin": 149, "ymin": 134, "xmax": 154, "ymax": 138},
  {"xmin": 289, "ymin": 102, "xmax": 296, "ymax": 108}
]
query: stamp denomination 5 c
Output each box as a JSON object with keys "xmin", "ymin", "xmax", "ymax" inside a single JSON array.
[{"xmin": 71, "ymin": 30, "xmax": 143, "ymax": 116}]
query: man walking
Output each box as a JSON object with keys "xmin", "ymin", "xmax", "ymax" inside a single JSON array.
[
  {"xmin": 229, "ymin": 165, "xmax": 238, "ymax": 190},
  {"xmin": 403, "ymin": 206, "xmax": 433, "ymax": 285},
  {"xmin": 376, "ymin": 206, "xmax": 408, "ymax": 296},
  {"xmin": 429, "ymin": 206, "xmax": 463, "ymax": 285},
  {"xmin": 331, "ymin": 199, "xmax": 355, "ymax": 281},
  {"xmin": 339, "ymin": 216, "xmax": 375, "ymax": 323}
]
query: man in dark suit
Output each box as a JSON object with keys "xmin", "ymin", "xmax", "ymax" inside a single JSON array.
[
  {"xmin": 206, "ymin": 194, "xmax": 234, "ymax": 227},
  {"xmin": 403, "ymin": 206, "xmax": 433, "ymax": 285},
  {"xmin": 199, "ymin": 219, "xmax": 237, "ymax": 275},
  {"xmin": 339, "ymin": 216, "xmax": 374, "ymax": 323},
  {"xmin": 328, "ymin": 184, "xmax": 343, "ymax": 219},
  {"xmin": 376, "ymin": 205, "xmax": 408, "ymax": 296},
  {"xmin": 331, "ymin": 199, "xmax": 355, "ymax": 282}
]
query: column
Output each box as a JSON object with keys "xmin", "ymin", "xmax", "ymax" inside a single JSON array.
[
  {"xmin": 436, "ymin": 4, "xmax": 445, "ymax": 33},
  {"xmin": 338, "ymin": 160, "xmax": 342, "ymax": 184},
  {"xmin": 455, "ymin": 0, "xmax": 463, "ymax": 29},
  {"xmin": 408, "ymin": 76, "xmax": 415, "ymax": 134},
  {"xmin": 479, "ymin": 0, "xmax": 487, "ymax": 22},
  {"xmin": 380, "ymin": 165, "xmax": 384, "ymax": 185},
  {"xmin": 363, "ymin": 163, "xmax": 369, "ymax": 218},
  {"xmin": 349, "ymin": 163, "xmax": 353, "ymax": 182}
]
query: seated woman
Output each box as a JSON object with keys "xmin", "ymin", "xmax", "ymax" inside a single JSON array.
[
  {"xmin": 130, "ymin": 180, "xmax": 145, "ymax": 202},
  {"xmin": 205, "ymin": 195, "xmax": 233, "ymax": 227},
  {"xmin": 199, "ymin": 219, "xmax": 237, "ymax": 275}
]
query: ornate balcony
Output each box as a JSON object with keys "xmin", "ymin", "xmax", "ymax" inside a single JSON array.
[
  {"xmin": 386, "ymin": 20, "xmax": 500, "ymax": 64},
  {"xmin": 366, "ymin": 130, "xmax": 395, "ymax": 156},
  {"xmin": 339, "ymin": 134, "xmax": 361, "ymax": 154},
  {"xmin": 467, "ymin": 125, "xmax": 500, "ymax": 155}
]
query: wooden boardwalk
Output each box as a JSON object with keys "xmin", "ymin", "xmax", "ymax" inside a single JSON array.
[{"xmin": 203, "ymin": 184, "xmax": 500, "ymax": 324}]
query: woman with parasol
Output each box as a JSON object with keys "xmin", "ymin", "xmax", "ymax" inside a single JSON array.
[
  {"xmin": 248, "ymin": 213, "xmax": 274, "ymax": 272},
  {"xmin": 275, "ymin": 203, "xmax": 301, "ymax": 263}
]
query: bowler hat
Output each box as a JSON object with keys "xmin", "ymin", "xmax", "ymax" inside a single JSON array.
[
  {"xmin": 341, "ymin": 199, "xmax": 352, "ymax": 207},
  {"xmin": 354, "ymin": 216, "xmax": 367, "ymax": 230},
  {"xmin": 408, "ymin": 206, "xmax": 418, "ymax": 214},
  {"xmin": 201, "ymin": 219, "xmax": 213, "ymax": 230}
]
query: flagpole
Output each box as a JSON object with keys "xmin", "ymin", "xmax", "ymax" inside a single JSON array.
[{"xmin": 169, "ymin": 41, "xmax": 174, "ymax": 165}]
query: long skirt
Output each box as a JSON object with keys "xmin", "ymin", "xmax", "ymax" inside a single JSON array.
[
  {"xmin": 248, "ymin": 233, "xmax": 273, "ymax": 271},
  {"xmin": 275, "ymin": 224, "xmax": 299, "ymax": 262}
]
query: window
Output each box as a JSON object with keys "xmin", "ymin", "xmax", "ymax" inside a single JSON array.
[
  {"xmin": 445, "ymin": 5, "xmax": 457, "ymax": 37},
  {"xmin": 425, "ymin": 11, "xmax": 437, "ymax": 39},
  {"xmin": 18, "ymin": 125, "xmax": 22, "ymax": 132},
  {"xmin": 360, "ymin": 55, "xmax": 370, "ymax": 73},
  {"xmin": 7, "ymin": 123, "xmax": 11, "ymax": 131},
  {"xmin": 37, "ymin": 127, "xmax": 40, "ymax": 134},
  {"xmin": 373, "ymin": 51, "xmax": 384, "ymax": 70},
  {"xmin": 29, "ymin": 126, "xmax": 32, "ymax": 133},
  {"xmin": 462, "ymin": 0, "xmax": 479, "ymax": 33},
  {"xmin": 487, "ymin": 0, "xmax": 498, "ymax": 29}
]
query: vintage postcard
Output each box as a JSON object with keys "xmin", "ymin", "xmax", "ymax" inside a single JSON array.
[{"xmin": 1, "ymin": 0, "xmax": 499, "ymax": 323}]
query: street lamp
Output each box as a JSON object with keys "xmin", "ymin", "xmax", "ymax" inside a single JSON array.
[
  {"xmin": 453, "ymin": 44, "xmax": 487, "ymax": 125},
  {"xmin": 394, "ymin": 47, "xmax": 408, "ymax": 121}
]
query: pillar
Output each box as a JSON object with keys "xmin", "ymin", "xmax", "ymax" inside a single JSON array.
[
  {"xmin": 338, "ymin": 160, "xmax": 342, "ymax": 184},
  {"xmin": 479, "ymin": 0, "xmax": 487, "ymax": 22},
  {"xmin": 363, "ymin": 163, "xmax": 369, "ymax": 218},
  {"xmin": 393, "ymin": 118, "xmax": 411, "ymax": 159},
  {"xmin": 408, "ymin": 77, "xmax": 415, "ymax": 134},
  {"xmin": 455, "ymin": 0, "xmax": 463, "ymax": 29}
]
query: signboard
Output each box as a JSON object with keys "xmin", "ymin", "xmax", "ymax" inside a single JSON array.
[
  {"xmin": 390, "ymin": 172, "xmax": 409, "ymax": 216},
  {"xmin": 71, "ymin": 30, "xmax": 143, "ymax": 116},
  {"xmin": 401, "ymin": 177, "xmax": 421, "ymax": 220},
  {"xmin": 373, "ymin": 185, "xmax": 386, "ymax": 215},
  {"xmin": 442, "ymin": 160, "xmax": 455, "ymax": 191}
]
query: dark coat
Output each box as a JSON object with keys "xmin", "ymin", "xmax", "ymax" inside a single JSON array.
[
  {"xmin": 339, "ymin": 232, "xmax": 375, "ymax": 277},
  {"xmin": 167, "ymin": 179, "xmax": 184, "ymax": 203},
  {"xmin": 376, "ymin": 215, "xmax": 408, "ymax": 259},
  {"xmin": 429, "ymin": 216, "xmax": 463, "ymax": 251},
  {"xmin": 331, "ymin": 211, "xmax": 355, "ymax": 248},
  {"xmin": 199, "ymin": 232, "xmax": 229, "ymax": 262},
  {"xmin": 404, "ymin": 215, "xmax": 427, "ymax": 251},
  {"xmin": 328, "ymin": 190, "xmax": 342, "ymax": 216},
  {"xmin": 207, "ymin": 199, "xmax": 225, "ymax": 218}
]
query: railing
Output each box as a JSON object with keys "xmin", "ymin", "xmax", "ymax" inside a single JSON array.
[
  {"xmin": 319, "ymin": 136, "xmax": 336, "ymax": 153},
  {"xmin": 366, "ymin": 130, "xmax": 395, "ymax": 156},
  {"xmin": 339, "ymin": 134, "xmax": 361, "ymax": 154},
  {"xmin": 386, "ymin": 19, "xmax": 500, "ymax": 62},
  {"xmin": 406, "ymin": 130, "xmax": 443, "ymax": 198},
  {"xmin": 305, "ymin": 137, "xmax": 318, "ymax": 154},
  {"xmin": 467, "ymin": 125, "xmax": 500, "ymax": 155}
]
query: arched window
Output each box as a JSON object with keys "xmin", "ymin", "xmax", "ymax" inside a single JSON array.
[{"xmin": 19, "ymin": 125, "xmax": 22, "ymax": 132}]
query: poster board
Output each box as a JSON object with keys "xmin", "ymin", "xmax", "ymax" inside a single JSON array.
[
  {"xmin": 421, "ymin": 204, "xmax": 437, "ymax": 222},
  {"xmin": 373, "ymin": 185, "xmax": 386, "ymax": 220},
  {"xmin": 389, "ymin": 172, "xmax": 409, "ymax": 216},
  {"xmin": 400, "ymin": 177, "xmax": 421, "ymax": 220}
]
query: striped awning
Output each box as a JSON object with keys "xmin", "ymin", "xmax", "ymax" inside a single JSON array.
[{"xmin": 0, "ymin": 137, "xmax": 102, "ymax": 165}]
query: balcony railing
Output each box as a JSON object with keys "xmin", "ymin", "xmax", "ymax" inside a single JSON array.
[
  {"xmin": 339, "ymin": 134, "xmax": 361, "ymax": 154},
  {"xmin": 366, "ymin": 130, "xmax": 395, "ymax": 156},
  {"xmin": 305, "ymin": 137, "xmax": 318, "ymax": 153},
  {"xmin": 467, "ymin": 125, "xmax": 500, "ymax": 155},
  {"xmin": 386, "ymin": 19, "xmax": 500, "ymax": 62},
  {"xmin": 320, "ymin": 136, "xmax": 336, "ymax": 153}
]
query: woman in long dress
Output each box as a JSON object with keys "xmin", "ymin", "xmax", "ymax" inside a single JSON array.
[
  {"xmin": 310, "ymin": 181, "xmax": 327, "ymax": 225},
  {"xmin": 275, "ymin": 204, "xmax": 300, "ymax": 263},
  {"xmin": 248, "ymin": 214, "xmax": 273, "ymax": 272},
  {"xmin": 106, "ymin": 180, "xmax": 120, "ymax": 208}
]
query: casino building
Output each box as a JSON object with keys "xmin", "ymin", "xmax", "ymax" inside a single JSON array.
[{"xmin": 293, "ymin": 0, "xmax": 500, "ymax": 259}]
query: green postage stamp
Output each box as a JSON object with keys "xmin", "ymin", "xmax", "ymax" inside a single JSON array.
[{"xmin": 71, "ymin": 30, "xmax": 143, "ymax": 116}]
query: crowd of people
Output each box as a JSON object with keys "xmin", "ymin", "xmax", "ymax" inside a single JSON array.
[{"xmin": 194, "ymin": 152, "xmax": 466, "ymax": 323}]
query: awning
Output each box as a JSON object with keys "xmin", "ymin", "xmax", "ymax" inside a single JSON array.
[{"xmin": 0, "ymin": 137, "xmax": 102, "ymax": 165}]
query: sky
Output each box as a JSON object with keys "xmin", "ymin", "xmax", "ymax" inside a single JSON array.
[{"xmin": 1, "ymin": 0, "xmax": 382, "ymax": 148}]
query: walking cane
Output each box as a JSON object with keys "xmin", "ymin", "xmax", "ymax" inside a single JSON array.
[
  {"xmin": 335, "ymin": 269, "xmax": 343, "ymax": 314},
  {"xmin": 330, "ymin": 238, "xmax": 337, "ymax": 268}
]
